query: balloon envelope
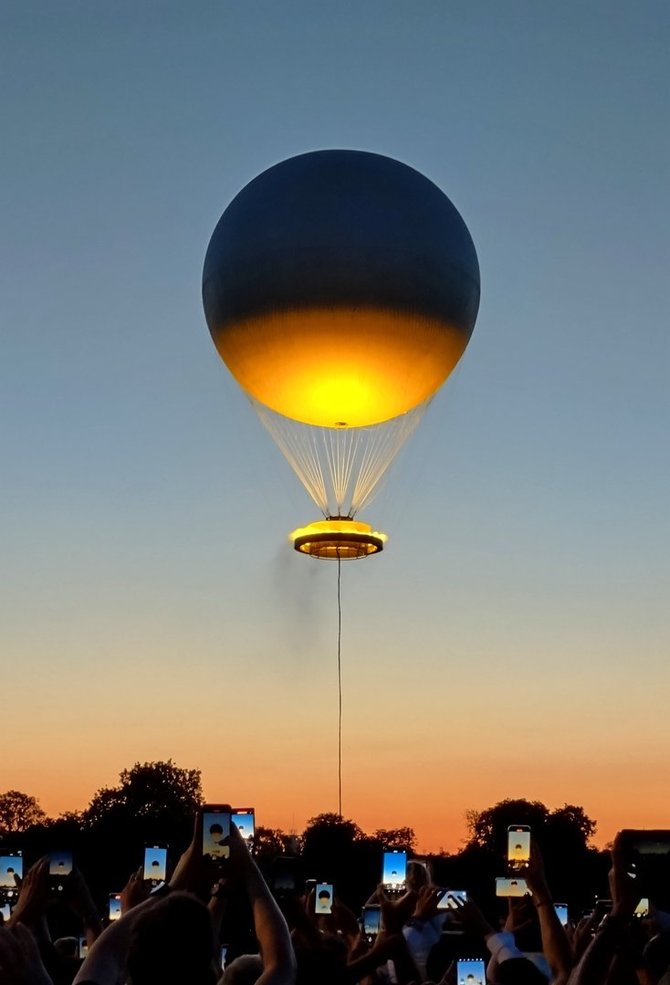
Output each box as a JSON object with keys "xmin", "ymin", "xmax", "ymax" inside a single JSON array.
[{"xmin": 203, "ymin": 150, "xmax": 480, "ymax": 428}]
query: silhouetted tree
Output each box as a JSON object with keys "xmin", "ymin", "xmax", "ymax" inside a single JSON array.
[
  {"xmin": 78, "ymin": 760, "xmax": 203, "ymax": 900},
  {"xmin": 254, "ymin": 826, "xmax": 294, "ymax": 867},
  {"xmin": 371, "ymin": 827, "xmax": 416, "ymax": 853},
  {"xmin": 464, "ymin": 797, "xmax": 602, "ymax": 913},
  {"xmin": 83, "ymin": 761, "xmax": 202, "ymax": 827},
  {"xmin": 0, "ymin": 790, "xmax": 47, "ymax": 834}
]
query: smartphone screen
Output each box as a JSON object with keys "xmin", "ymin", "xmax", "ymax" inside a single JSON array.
[
  {"xmin": 0, "ymin": 901, "xmax": 11, "ymax": 922},
  {"xmin": 507, "ymin": 825, "xmax": 531, "ymax": 870},
  {"xmin": 202, "ymin": 806, "xmax": 231, "ymax": 861},
  {"xmin": 48, "ymin": 850, "xmax": 73, "ymax": 893},
  {"xmin": 220, "ymin": 944, "xmax": 228, "ymax": 969},
  {"xmin": 143, "ymin": 845, "xmax": 167, "ymax": 883},
  {"xmin": 437, "ymin": 888, "xmax": 467, "ymax": 910},
  {"xmin": 382, "ymin": 850, "xmax": 407, "ymax": 892},
  {"xmin": 0, "ymin": 853, "xmax": 23, "ymax": 895},
  {"xmin": 495, "ymin": 876, "xmax": 529, "ymax": 897},
  {"xmin": 362, "ymin": 904, "xmax": 381, "ymax": 938},
  {"xmin": 108, "ymin": 894, "xmax": 122, "ymax": 921},
  {"xmin": 554, "ymin": 903, "xmax": 569, "ymax": 926},
  {"xmin": 315, "ymin": 882, "xmax": 334, "ymax": 914},
  {"xmin": 456, "ymin": 957, "xmax": 486, "ymax": 984},
  {"xmin": 231, "ymin": 809, "xmax": 255, "ymax": 848},
  {"xmin": 78, "ymin": 936, "xmax": 89, "ymax": 959},
  {"xmin": 634, "ymin": 898, "xmax": 650, "ymax": 918}
]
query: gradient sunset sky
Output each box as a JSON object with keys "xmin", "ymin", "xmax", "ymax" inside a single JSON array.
[{"xmin": 2, "ymin": 1, "xmax": 668, "ymax": 853}]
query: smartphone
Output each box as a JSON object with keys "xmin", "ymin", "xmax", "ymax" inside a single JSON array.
[
  {"xmin": 0, "ymin": 852, "xmax": 23, "ymax": 900},
  {"xmin": 271, "ymin": 856, "xmax": 298, "ymax": 894},
  {"xmin": 554, "ymin": 903, "xmax": 569, "ymax": 926},
  {"xmin": 593, "ymin": 898, "xmax": 612, "ymax": 927},
  {"xmin": 507, "ymin": 824, "xmax": 531, "ymax": 871},
  {"xmin": 620, "ymin": 830, "xmax": 670, "ymax": 859},
  {"xmin": 619, "ymin": 830, "xmax": 670, "ymax": 906},
  {"xmin": 496, "ymin": 876, "xmax": 529, "ymax": 897},
  {"xmin": 304, "ymin": 877, "xmax": 317, "ymax": 897},
  {"xmin": 108, "ymin": 894, "xmax": 122, "ymax": 921},
  {"xmin": 382, "ymin": 850, "xmax": 407, "ymax": 893},
  {"xmin": 202, "ymin": 805, "xmax": 231, "ymax": 861},
  {"xmin": 231, "ymin": 809, "xmax": 255, "ymax": 849},
  {"xmin": 0, "ymin": 901, "xmax": 11, "ymax": 922},
  {"xmin": 437, "ymin": 888, "xmax": 467, "ymax": 910},
  {"xmin": 49, "ymin": 850, "xmax": 73, "ymax": 893},
  {"xmin": 143, "ymin": 845, "xmax": 168, "ymax": 886},
  {"xmin": 219, "ymin": 944, "xmax": 228, "ymax": 969},
  {"xmin": 78, "ymin": 936, "xmax": 89, "ymax": 959},
  {"xmin": 362, "ymin": 904, "xmax": 381, "ymax": 941},
  {"xmin": 456, "ymin": 957, "xmax": 486, "ymax": 984},
  {"xmin": 315, "ymin": 882, "xmax": 334, "ymax": 914},
  {"xmin": 634, "ymin": 898, "xmax": 650, "ymax": 918}
]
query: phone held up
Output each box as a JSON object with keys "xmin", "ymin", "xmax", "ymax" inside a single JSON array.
[
  {"xmin": 507, "ymin": 824, "xmax": 531, "ymax": 871},
  {"xmin": 231, "ymin": 809, "xmax": 255, "ymax": 850},
  {"xmin": 0, "ymin": 851, "xmax": 23, "ymax": 904},
  {"xmin": 381, "ymin": 849, "xmax": 407, "ymax": 895},
  {"xmin": 456, "ymin": 957, "xmax": 486, "ymax": 984},
  {"xmin": 361, "ymin": 904, "xmax": 381, "ymax": 942},
  {"xmin": 314, "ymin": 882, "xmax": 334, "ymax": 914},
  {"xmin": 108, "ymin": 894, "xmax": 122, "ymax": 921},
  {"xmin": 143, "ymin": 845, "xmax": 168, "ymax": 886},
  {"xmin": 202, "ymin": 805, "xmax": 231, "ymax": 862},
  {"xmin": 496, "ymin": 876, "xmax": 529, "ymax": 898},
  {"xmin": 48, "ymin": 850, "xmax": 73, "ymax": 895}
]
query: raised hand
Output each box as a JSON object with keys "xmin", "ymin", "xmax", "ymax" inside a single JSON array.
[
  {"xmin": 609, "ymin": 834, "xmax": 639, "ymax": 920},
  {"xmin": 377, "ymin": 884, "xmax": 418, "ymax": 934},
  {"xmin": 7, "ymin": 857, "xmax": 50, "ymax": 928},
  {"xmin": 120, "ymin": 867, "xmax": 149, "ymax": 914},
  {"xmin": 411, "ymin": 885, "xmax": 442, "ymax": 922}
]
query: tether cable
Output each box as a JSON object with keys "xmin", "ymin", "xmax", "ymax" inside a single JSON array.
[{"xmin": 337, "ymin": 553, "xmax": 343, "ymax": 817}]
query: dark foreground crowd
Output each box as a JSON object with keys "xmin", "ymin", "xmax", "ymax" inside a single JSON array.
[{"xmin": 0, "ymin": 814, "xmax": 668, "ymax": 985}]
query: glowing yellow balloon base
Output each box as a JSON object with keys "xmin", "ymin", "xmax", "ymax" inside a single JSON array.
[{"xmin": 289, "ymin": 518, "xmax": 387, "ymax": 560}]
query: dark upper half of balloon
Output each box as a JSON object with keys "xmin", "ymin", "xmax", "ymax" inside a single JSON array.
[{"xmin": 202, "ymin": 150, "xmax": 480, "ymax": 332}]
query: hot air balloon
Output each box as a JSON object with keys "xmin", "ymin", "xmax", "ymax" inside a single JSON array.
[{"xmin": 203, "ymin": 150, "xmax": 479, "ymax": 558}]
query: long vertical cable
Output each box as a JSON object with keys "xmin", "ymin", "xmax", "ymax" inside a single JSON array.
[{"xmin": 337, "ymin": 553, "xmax": 343, "ymax": 817}]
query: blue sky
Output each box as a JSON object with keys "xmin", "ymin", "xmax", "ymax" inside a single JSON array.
[{"xmin": 1, "ymin": 1, "xmax": 668, "ymax": 850}]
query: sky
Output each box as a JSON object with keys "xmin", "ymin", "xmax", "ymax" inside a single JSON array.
[{"xmin": 1, "ymin": 1, "xmax": 668, "ymax": 855}]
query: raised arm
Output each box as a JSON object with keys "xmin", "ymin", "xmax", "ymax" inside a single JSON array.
[
  {"xmin": 566, "ymin": 834, "xmax": 638, "ymax": 985},
  {"xmin": 525, "ymin": 836, "xmax": 573, "ymax": 983},
  {"xmin": 225, "ymin": 820, "xmax": 296, "ymax": 985}
]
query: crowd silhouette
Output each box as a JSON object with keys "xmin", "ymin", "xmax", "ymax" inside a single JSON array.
[{"xmin": 0, "ymin": 766, "xmax": 668, "ymax": 984}]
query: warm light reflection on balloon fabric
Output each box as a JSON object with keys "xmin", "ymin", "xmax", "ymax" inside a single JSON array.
[{"xmin": 210, "ymin": 307, "xmax": 469, "ymax": 428}]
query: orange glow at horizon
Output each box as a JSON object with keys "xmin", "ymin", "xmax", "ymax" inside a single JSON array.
[{"xmin": 7, "ymin": 750, "xmax": 669, "ymax": 857}]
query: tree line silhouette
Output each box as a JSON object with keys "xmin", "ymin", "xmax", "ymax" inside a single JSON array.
[{"xmin": 1, "ymin": 760, "xmax": 611, "ymax": 924}]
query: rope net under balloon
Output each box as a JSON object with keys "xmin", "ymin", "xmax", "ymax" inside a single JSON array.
[{"xmin": 252, "ymin": 399, "xmax": 430, "ymax": 517}]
